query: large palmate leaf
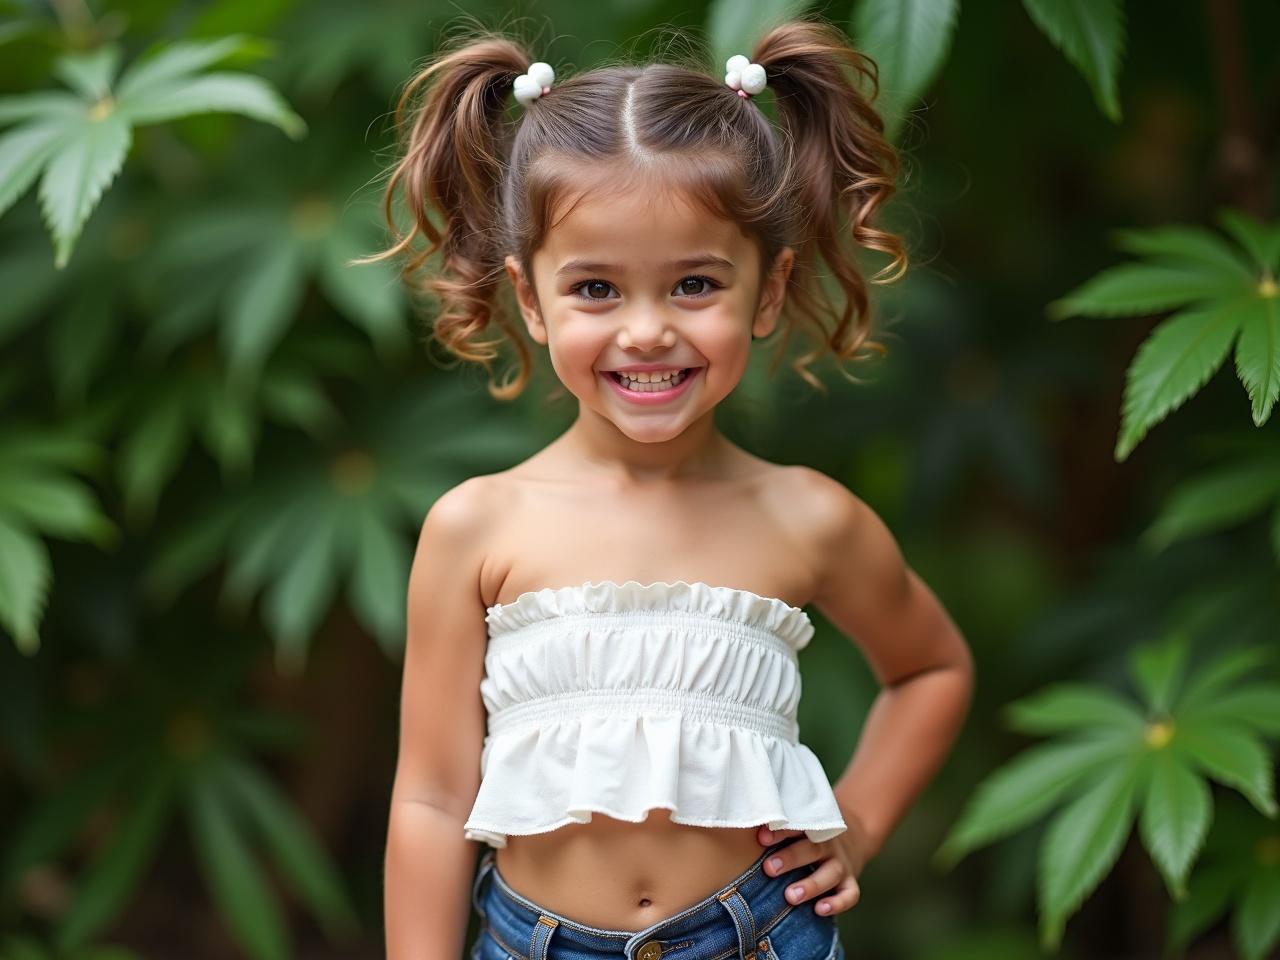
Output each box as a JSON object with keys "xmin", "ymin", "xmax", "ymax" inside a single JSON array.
[
  {"xmin": 937, "ymin": 630, "xmax": 1279, "ymax": 951},
  {"xmin": 0, "ymin": 424, "xmax": 115, "ymax": 653},
  {"xmin": 1021, "ymin": 0, "xmax": 1126, "ymax": 122},
  {"xmin": 3, "ymin": 640, "xmax": 355, "ymax": 959},
  {"xmin": 1168, "ymin": 795, "xmax": 1280, "ymax": 960},
  {"xmin": 1143, "ymin": 455, "xmax": 1280, "ymax": 561},
  {"xmin": 141, "ymin": 377, "xmax": 537, "ymax": 663},
  {"xmin": 1048, "ymin": 209, "xmax": 1280, "ymax": 459},
  {"xmin": 142, "ymin": 153, "xmax": 408, "ymax": 385},
  {"xmin": 851, "ymin": 0, "xmax": 960, "ymax": 144},
  {"xmin": 0, "ymin": 35, "xmax": 304, "ymax": 267}
]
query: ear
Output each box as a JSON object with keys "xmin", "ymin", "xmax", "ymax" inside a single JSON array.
[
  {"xmin": 752, "ymin": 246, "xmax": 794, "ymax": 340},
  {"xmin": 505, "ymin": 254, "xmax": 547, "ymax": 345}
]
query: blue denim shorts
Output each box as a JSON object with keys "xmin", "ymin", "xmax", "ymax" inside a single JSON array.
[{"xmin": 470, "ymin": 836, "xmax": 845, "ymax": 960}]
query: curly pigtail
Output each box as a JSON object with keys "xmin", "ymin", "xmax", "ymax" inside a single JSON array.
[
  {"xmin": 359, "ymin": 32, "xmax": 533, "ymax": 400},
  {"xmin": 753, "ymin": 19, "xmax": 909, "ymax": 390}
]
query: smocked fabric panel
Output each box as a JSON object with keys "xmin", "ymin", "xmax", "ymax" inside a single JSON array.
[{"xmin": 463, "ymin": 580, "xmax": 848, "ymax": 848}]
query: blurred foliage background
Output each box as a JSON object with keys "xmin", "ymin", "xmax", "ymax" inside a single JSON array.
[{"xmin": 1, "ymin": 0, "xmax": 1278, "ymax": 958}]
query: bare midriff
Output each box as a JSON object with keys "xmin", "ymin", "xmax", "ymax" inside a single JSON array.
[{"xmin": 493, "ymin": 810, "xmax": 768, "ymax": 930}]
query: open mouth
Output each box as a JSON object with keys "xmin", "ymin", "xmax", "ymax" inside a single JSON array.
[{"xmin": 608, "ymin": 368, "xmax": 697, "ymax": 392}]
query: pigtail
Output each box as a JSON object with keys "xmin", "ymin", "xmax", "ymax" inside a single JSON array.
[
  {"xmin": 358, "ymin": 31, "xmax": 533, "ymax": 400},
  {"xmin": 753, "ymin": 19, "xmax": 909, "ymax": 390}
]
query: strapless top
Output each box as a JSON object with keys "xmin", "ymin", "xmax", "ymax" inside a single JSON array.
[{"xmin": 461, "ymin": 579, "xmax": 848, "ymax": 848}]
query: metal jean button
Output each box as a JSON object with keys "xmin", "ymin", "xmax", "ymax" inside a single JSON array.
[{"xmin": 637, "ymin": 941, "xmax": 662, "ymax": 960}]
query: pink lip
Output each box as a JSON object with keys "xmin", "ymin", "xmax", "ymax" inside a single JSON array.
[{"xmin": 601, "ymin": 367, "xmax": 701, "ymax": 405}]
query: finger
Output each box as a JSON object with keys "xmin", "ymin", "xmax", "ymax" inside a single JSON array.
[
  {"xmin": 763, "ymin": 838, "xmax": 823, "ymax": 877},
  {"xmin": 812, "ymin": 874, "xmax": 861, "ymax": 916},
  {"xmin": 781, "ymin": 855, "xmax": 847, "ymax": 907},
  {"xmin": 759, "ymin": 826, "xmax": 803, "ymax": 845}
]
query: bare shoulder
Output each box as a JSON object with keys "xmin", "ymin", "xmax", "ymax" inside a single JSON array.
[
  {"xmin": 410, "ymin": 474, "xmax": 500, "ymax": 608},
  {"xmin": 763, "ymin": 464, "xmax": 864, "ymax": 555}
]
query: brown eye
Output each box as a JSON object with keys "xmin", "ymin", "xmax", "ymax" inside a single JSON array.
[
  {"xmin": 581, "ymin": 280, "xmax": 613, "ymax": 299},
  {"xmin": 676, "ymin": 276, "xmax": 718, "ymax": 297}
]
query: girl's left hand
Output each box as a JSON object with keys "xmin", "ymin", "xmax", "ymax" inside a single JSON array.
[{"xmin": 756, "ymin": 812, "xmax": 875, "ymax": 917}]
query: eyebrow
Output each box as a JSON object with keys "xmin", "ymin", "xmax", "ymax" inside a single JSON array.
[{"xmin": 555, "ymin": 255, "xmax": 736, "ymax": 278}]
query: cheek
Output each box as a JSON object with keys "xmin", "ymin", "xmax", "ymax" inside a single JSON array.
[{"xmin": 546, "ymin": 319, "xmax": 608, "ymax": 380}]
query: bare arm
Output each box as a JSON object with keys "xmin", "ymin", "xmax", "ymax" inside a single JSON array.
[
  {"xmin": 385, "ymin": 478, "xmax": 490, "ymax": 960},
  {"xmin": 802, "ymin": 470, "xmax": 975, "ymax": 862}
]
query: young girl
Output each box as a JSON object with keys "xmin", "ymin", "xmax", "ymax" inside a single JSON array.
[{"xmin": 372, "ymin": 15, "xmax": 974, "ymax": 960}]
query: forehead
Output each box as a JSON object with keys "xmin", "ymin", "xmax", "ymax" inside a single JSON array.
[{"xmin": 536, "ymin": 174, "xmax": 754, "ymax": 270}]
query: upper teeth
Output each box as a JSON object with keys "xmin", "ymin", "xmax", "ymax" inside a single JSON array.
[{"xmin": 617, "ymin": 370, "xmax": 682, "ymax": 382}]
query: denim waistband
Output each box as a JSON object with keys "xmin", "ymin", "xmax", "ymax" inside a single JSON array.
[{"xmin": 470, "ymin": 835, "xmax": 822, "ymax": 960}]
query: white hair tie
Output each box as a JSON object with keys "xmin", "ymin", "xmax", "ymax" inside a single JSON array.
[
  {"xmin": 724, "ymin": 54, "xmax": 767, "ymax": 98},
  {"xmin": 513, "ymin": 61, "xmax": 555, "ymax": 106}
]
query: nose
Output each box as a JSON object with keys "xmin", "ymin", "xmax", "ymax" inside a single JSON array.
[{"xmin": 615, "ymin": 310, "xmax": 677, "ymax": 352}]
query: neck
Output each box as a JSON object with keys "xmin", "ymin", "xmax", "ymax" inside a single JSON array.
[{"xmin": 562, "ymin": 405, "xmax": 728, "ymax": 487}]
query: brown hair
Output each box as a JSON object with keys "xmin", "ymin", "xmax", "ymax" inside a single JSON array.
[{"xmin": 359, "ymin": 15, "xmax": 909, "ymax": 401}]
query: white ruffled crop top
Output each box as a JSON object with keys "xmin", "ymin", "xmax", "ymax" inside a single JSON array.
[{"xmin": 462, "ymin": 579, "xmax": 848, "ymax": 848}]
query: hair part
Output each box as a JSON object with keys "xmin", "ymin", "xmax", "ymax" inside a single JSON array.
[{"xmin": 359, "ymin": 14, "xmax": 910, "ymax": 401}]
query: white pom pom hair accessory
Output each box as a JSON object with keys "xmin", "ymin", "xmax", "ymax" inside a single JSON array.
[
  {"xmin": 724, "ymin": 54, "xmax": 767, "ymax": 98},
  {"xmin": 513, "ymin": 61, "xmax": 555, "ymax": 106}
]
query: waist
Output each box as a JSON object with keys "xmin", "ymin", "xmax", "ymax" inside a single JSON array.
[
  {"xmin": 487, "ymin": 687, "xmax": 799, "ymax": 742},
  {"xmin": 474, "ymin": 829, "xmax": 834, "ymax": 956}
]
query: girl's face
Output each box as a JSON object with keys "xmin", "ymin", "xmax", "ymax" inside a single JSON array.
[{"xmin": 505, "ymin": 179, "xmax": 793, "ymax": 443}]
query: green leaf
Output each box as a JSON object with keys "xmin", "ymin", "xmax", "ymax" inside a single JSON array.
[
  {"xmin": 197, "ymin": 379, "xmax": 257, "ymax": 483},
  {"xmin": 187, "ymin": 775, "xmax": 289, "ymax": 960},
  {"xmin": 0, "ymin": 121, "xmax": 72, "ymax": 219},
  {"xmin": 1143, "ymin": 458, "xmax": 1280, "ymax": 551},
  {"xmin": 706, "ymin": 0, "xmax": 816, "ymax": 68},
  {"xmin": 0, "ymin": 91, "xmax": 85, "ymax": 124},
  {"xmin": 1037, "ymin": 763, "xmax": 1140, "ymax": 950},
  {"xmin": 0, "ymin": 748, "xmax": 142, "ymax": 896},
  {"xmin": 55, "ymin": 762, "xmax": 176, "ymax": 950},
  {"xmin": 851, "ymin": 0, "xmax": 959, "ymax": 143},
  {"xmin": 221, "ymin": 240, "xmax": 307, "ymax": 383},
  {"xmin": 114, "ymin": 35, "xmax": 252, "ymax": 100},
  {"xmin": 52, "ymin": 46, "xmax": 123, "ymax": 101},
  {"xmin": 36, "ymin": 110, "xmax": 132, "ymax": 268},
  {"xmin": 1167, "ymin": 860, "xmax": 1245, "ymax": 950},
  {"xmin": 1128, "ymin": 631, "xmax": 1190, "ymax": 714},
  {"xmin": 935, "ymin": 735, "xmax": 1134, "ymax": 868},
  {"xmin": 1108, "ymin": 225, "xmax": 1256, "ymax": 282},
  {"xmin": 318, "ymin": 226, "xmax": 406, "ymax": 352},
  {"xmin": 1234, "ymin": 868, "xmax": 1280, "ymax": 960},
  {"xmin": 1217, "ymin": 207, "xmax": 1280, "ymax": 275},
  {"xmin": 1175, "ymin": 720, "xmax": 1278, "ymax": 817},
  {"xmin": 50, "ymin": 288, "xmax": 120, "ymax": 407},
  {"xmin": 222, "ymin": 494, "xmax": 313, "ymax": 609},
  {"xmin": 1020, "ymin": 0, "xmax": 1126, "ymax": 122},
  {"xmin": 1004, "ymin": 682, "xmax": 1145, "ymax": 735},
  {"xmin": 0, "ymin": 427, "xmax": 102, "ymax": 473},
  {"xmin": 141, "ymin": 500, "xmax": 240, "ymax": 606},
  {"xmin": 1233, "ymin": 296, "xmax": 1280, "ymax": 426},
  {"xmin": 258, "ymin": 371, "xmax": 338, "ymax": 437},
  {"xmin": 1181, "ymin": 684, "xmax": 1280, "ymax": 738},
  {"xmin": 117, "ymin": 72, "xmax": 305, "ymax": 139},
  {"xmin": 261, "ymin": 507, "xmax": 344, "ymax": 669},
  {"xmin": 216, "ymin": 756, "xmax": 360, "ymax": 940},
  {"xmin": 1115, "ymin": 297, "xmax": 1255, "ymax": 461},
  {"xmin": 347, "ymin": 500, "xmax": 410, "ymax": 650},
  {"xmin": 1139, "ymin": 750, "xmax": 1212, "ymax": 898},
  {"xmin": 0, "ymin": 515, "xmax": 49, "ymax": 654},
  {"xmin": 1048, "ymin": 263, "xmax": 1249, "ymax": 320},
  {"xmin": 119, "ymin": 399, "xmax": 189, "ymax": 525},
  {"xmin": 1177, "ymin": 645, "xmax": 1276, "ymax": 714},
  {"xmin": 0, "ymin": 469, "xmax": 112, "ymax": 541}
]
